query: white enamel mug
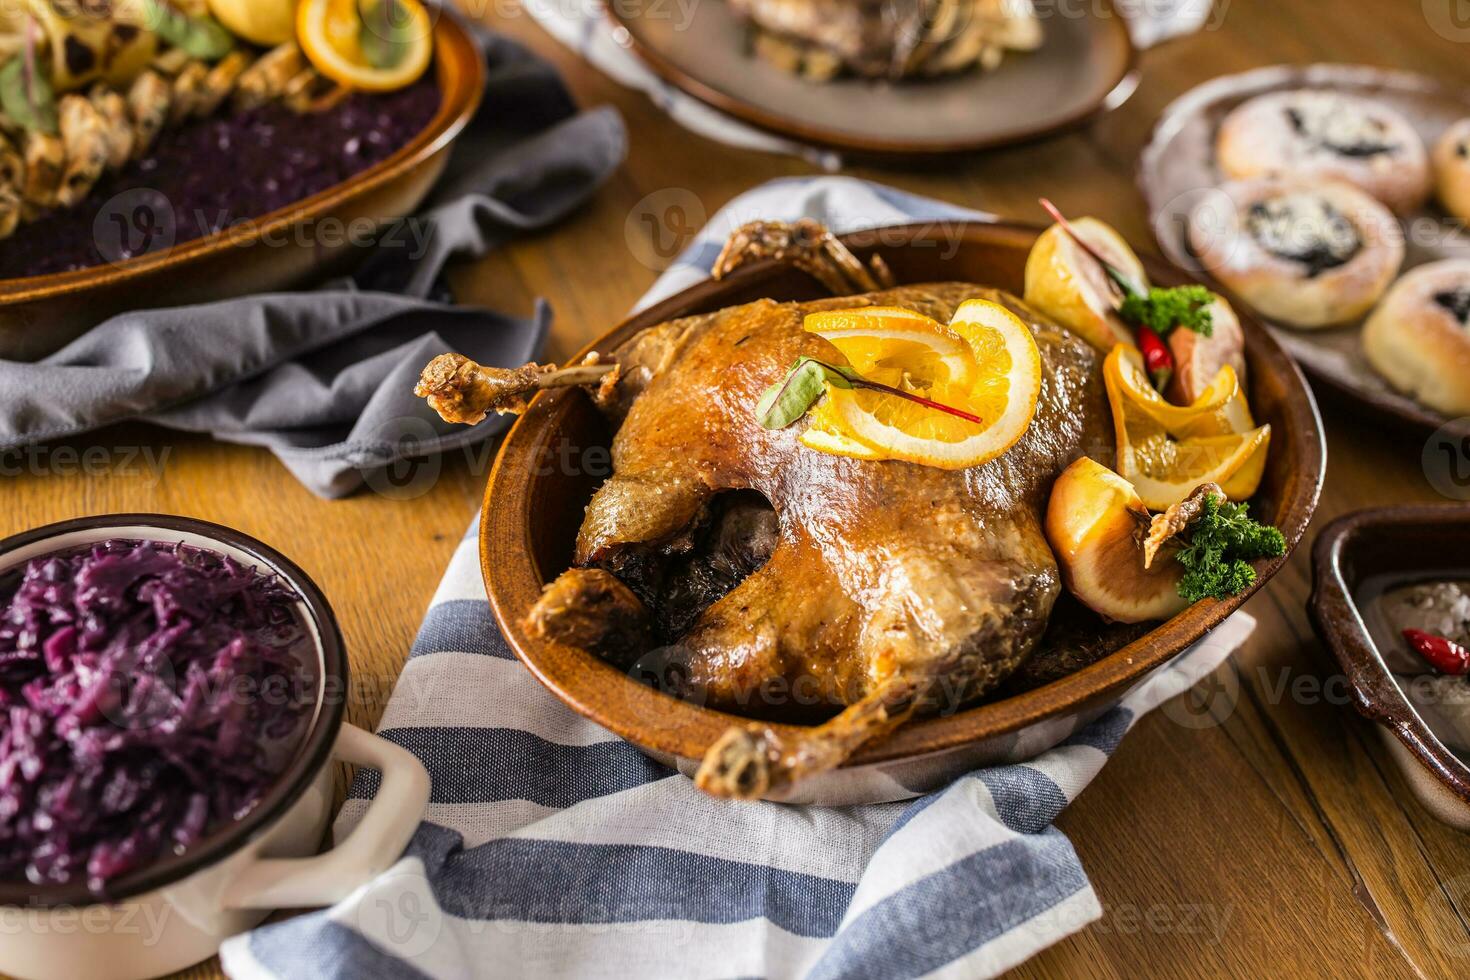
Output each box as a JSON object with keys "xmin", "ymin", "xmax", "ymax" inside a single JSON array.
[{"xmin": 0, "ymin": 515, "xmax": 430, "ymax": 980}]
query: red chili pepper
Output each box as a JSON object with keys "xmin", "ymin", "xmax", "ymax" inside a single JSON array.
[
  {"xmin": 1403, "ymin": 628, "xmax": 1470, "ymax": 675},
  {"xmin": 1136, "ymin": 325, "xmax": 1174, "ymax": 393},
  {"xmin": 1038, "ymin": 198, "xmax": 1176, "ymax": 392}
]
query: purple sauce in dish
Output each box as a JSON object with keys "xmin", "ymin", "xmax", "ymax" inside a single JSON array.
[
  {"xmin": 0, "ymin": 77, "xmax": 441, "ymax": 280},
  {"xmin": 0, "ymin": 539, "xmax": 315, "ymax": 895}
]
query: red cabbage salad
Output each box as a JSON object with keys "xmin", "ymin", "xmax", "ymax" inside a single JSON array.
[{"xmin": 0, "ymin": 539, "xmax": 315, "ymax": 896}]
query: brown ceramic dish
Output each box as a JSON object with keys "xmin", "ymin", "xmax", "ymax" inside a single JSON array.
[
  {"xmin": 481, "ymin": 220, "xmax": 1325, "ymax": 804},
  {"xmin": 1139, "ymin": 63, "xmax": 1470, "ymax": 433},
  {"xmin": 604, "ymin": 0, "xmax": 1136, "ymax": 156},
  {"xmin": 1310, "ymin": 504, "xmax": 1470, "ymax": 831},
  {"xmin": 0, "ymin": 10, "xmax": 484, "ymax": 362}
]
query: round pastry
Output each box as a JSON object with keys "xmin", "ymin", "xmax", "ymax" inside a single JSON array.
[
  {"xmin": 1187, "ymin": 178, "xmax": 1404, "ymax": 328},
  {"xmin": 1363, "ymin": 259, "xmax": 1470, "ymax": 415},
  {"xmin": 1216, "ymin": 89, "xmax": 1431, "ymax": 214},
  {"xmin": 1433, "ymin": 118, "xmax": 1470, "ymax": 222}
]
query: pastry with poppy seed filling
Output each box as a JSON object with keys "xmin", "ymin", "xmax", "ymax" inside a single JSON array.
[
  {"xmin": 1433, "ymin": 118, "xmax": 1470, "ymax": 225},
  {"xmin": 1216, "ymin": 89, "xmax": 1431, "ymax": 214},
  {"xmin": 1364, "ymin": 259, "xmax": 1470, "ymax": 416},
  {"xmin": 1187, "ymin": 178, "xmax": 1404, "ymax": 328}
]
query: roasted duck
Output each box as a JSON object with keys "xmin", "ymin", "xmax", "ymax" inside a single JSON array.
[
  {"xmin": 418, "ymin": 234, "xmax": 1110, "ymax": 800},
  {"xmin": 732, "ymin": 0, "xmax": 1042, "ymax": 81}
]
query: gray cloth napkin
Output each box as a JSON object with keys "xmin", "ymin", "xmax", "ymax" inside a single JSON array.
[{"xmin": 0, "ymin": 28, "xmax": 626, "ymax": 498}]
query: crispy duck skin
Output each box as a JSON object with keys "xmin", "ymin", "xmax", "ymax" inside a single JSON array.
[{"xmin": 537, "ymin": 283, "xmax": 1109, "ymax": 798}]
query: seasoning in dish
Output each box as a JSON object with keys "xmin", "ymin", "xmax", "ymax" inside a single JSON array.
[{"xmin": 1372, "ymin": 578, "xmax": 1470, "ymax": 755}]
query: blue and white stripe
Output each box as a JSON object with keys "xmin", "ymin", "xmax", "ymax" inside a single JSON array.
[
  {"xmin": 221, "ymin": 178, "xmax": 1255, "ymax": 979},
  {"xmin": 222, "ymin": 530, "xmax": 1252, "ymax": 980},
  {"xmin": 519, "ymin": 0, "xmax": 1216, "ymax": 168}
]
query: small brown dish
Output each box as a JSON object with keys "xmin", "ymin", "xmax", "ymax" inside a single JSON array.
[
  {"xmin": 481, "ymin": 220, "xmax": 1326, "ymax": 804},
  {"xmin": 1310, "ymin": 504, "xmax": 1470, "ymax": 831},
  {"xmin": 0, "ymin": 10, "xmax": 484, "ymax": 362},
  {"xmin": 604, "ymin": 0, "xmax": 1136, "ymax": 156}
]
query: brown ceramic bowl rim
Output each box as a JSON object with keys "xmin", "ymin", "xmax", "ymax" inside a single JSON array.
[
  {"xmin": 0, "ymin": 514, "xmax": 348, "ymax": 909},
  {"xmin": 1136, "ymin": 61, "xmax": 1470, "ymax": 433},
  {"xmin": 0, "ymin": 8, "xmax": 484, "ymax": 305},
  {"xmin": 602, "ymin": 0, "xmax": 1138, "ymax": 156},
  {"xmin": 1309, "ymin": 504, "xmax": 1470, "ymax": 804},
  {"xmin": 481, "ymin": 218, "xmax": 1327, "ymax": 768}
]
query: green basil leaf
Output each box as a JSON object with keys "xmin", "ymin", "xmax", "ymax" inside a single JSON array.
[
  {"xmin": 0, "ymin": 56, "xmax": 56, "ymax": 134},
  {"xmin": 359, "ymin": 0, "xmax": 415, "ymax": 69},
  {"xmin": 756, "ymin": 356, "xmax": 858, "ymax": 429},
  {"xmin": 145, "ymin": 0, "xmax": 235, "ymax": 61},
  {"xmin": 757, "ymin": 358, "xmax": 827, "ymax": 428}
]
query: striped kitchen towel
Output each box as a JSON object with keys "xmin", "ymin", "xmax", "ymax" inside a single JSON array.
[
  {"xmin": 522, "ymin": 0, "xmax": 1221, "ymax": 167},
  {"xmin": 222, "ymin": 177, "xmax": 1257, "ymax": 980}
]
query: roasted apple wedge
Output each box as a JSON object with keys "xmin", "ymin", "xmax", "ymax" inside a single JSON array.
[
  {"xmin": 1023, "ymin": 216, "xmax": 1147, "ymax": 352},
  {"xmin": 1045, "ymin": 456, "xmax": 1189, "ymax": 624}
]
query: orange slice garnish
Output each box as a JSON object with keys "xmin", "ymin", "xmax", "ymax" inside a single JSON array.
[
  {"xmin": 297, "ymin": 0, "xmax": 432, "ymax": 91},
  {"xmin": 799, "ymin": 299, "xmax": 1042, "ymax": 470}
]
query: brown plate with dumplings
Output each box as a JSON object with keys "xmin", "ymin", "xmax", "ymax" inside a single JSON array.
[
  {"xmin": 0, "ymin": 10, "xmax": 483, "ymax": 362},
  {"xmin": 1139, "ymin": 63, "xmax": 1470, "ymax": 431}
]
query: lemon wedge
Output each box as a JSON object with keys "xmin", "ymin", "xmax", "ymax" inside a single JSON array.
[
  {"xmin": 801, "ymin": 299, "xmax": 1042, "ymax": 470},
  {"xmin": 1105, "ymin": 345, "xmax": 1269, "ymax": 508},
  {"xmin": 297, "ymin": 0, "xmax": 433, "ymax": 91},
  {"xmin": 208, "ymin": 0, "xmax": 295, "ymax": 45},
  {"xmin": 1104, "ymin": 345, "xmax": 1254, "ymax": 439}
]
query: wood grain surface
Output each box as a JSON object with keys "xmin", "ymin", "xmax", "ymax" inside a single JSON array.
[{"xmin": 6, "ymin": 0, "xmax": 1470, "ymax": 976}]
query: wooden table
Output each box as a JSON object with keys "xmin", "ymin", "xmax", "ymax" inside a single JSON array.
[{"xmin": 8, "ymin": 0, "xmax": 1470, "ymax": 976}]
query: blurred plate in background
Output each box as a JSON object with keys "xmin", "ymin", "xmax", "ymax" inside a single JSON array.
[{"xmin": 605, "ymin": 0, "xmax": 1136, "ymax": 155}]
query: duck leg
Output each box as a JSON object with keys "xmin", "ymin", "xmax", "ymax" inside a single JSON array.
[
  {"xmin": 415, "ymin": 353, "xmax": 617, "ymax": 423},
  {"xmin": 696, "ymin": 676, "xmax": 920, "ymax": 799},
  {"xmin": 712, "ymin": 218, "xmax": 895, "ymax": 294},
  {"xmin": 526, "ymin": 568, "xmax": 652, "ymax": 666}
]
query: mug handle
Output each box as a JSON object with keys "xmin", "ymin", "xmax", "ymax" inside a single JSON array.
[{"xmin": 223, "ymin": 723, "xmax": 431, "ymax": 910}]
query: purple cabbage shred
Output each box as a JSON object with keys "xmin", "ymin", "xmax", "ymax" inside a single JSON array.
[{"xmin": 0, "ymin": 540, "xmax": 312, "ymax": 896}]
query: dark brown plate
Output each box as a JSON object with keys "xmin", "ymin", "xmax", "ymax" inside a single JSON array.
[
  {"xmin": 480, "ymin": 219, "xmax": 1325, "ymax": 787},
  {"xmin": 604, "ymin": 0, "xmax": 1136, "ymax": 156},
  {"xmin": 1310, "ymin": 505, "xmax": 1470, "ymax": 830},
  {"xmin": 1139, "ymin": 63, "xmax": 1470, "ymax": 433},
  {"xmin": 0, "ymin": 10, "xmax": 484, "ymax": 361}
]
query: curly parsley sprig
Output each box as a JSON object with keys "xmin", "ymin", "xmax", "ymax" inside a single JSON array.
[
  {"xmin": 1174, "ymin": 495, "xmax": 1286, "ymax": 602},
  {"xmin": 1118, "ymin": 285, "xmax": 1215, "ymax": 339}
]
